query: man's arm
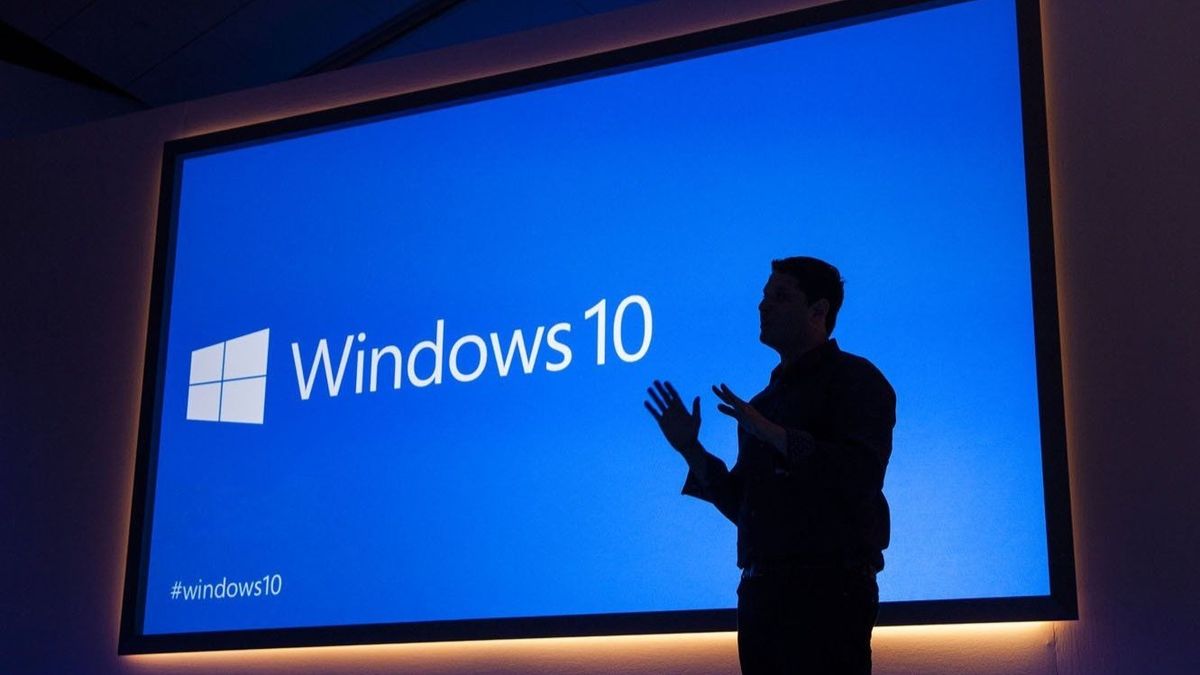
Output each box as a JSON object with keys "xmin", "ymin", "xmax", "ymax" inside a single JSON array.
[
  {"xmin": 645, "ymin": 380, "xmax": 743, "ymax": 524},
  {"xmin": 680, "ymin": 443, "xmax": 742, "ymax": 525},
  {"xmin": 780, "ymin": 370, "xmax": 895, "ymax": 492},
  {"xmin": 713, "ymin": 364, "xmax": 895, "ymax": 491}
]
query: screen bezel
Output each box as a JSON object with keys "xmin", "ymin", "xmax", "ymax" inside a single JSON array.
[{"xmin": 119, "ymin": 0, "xmax": 1076, "ymax": 655}]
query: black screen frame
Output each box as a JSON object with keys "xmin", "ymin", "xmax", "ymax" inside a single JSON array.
[{"xmin": 119, "ymin": 0, "xmax": 1076, "ymax": 655}]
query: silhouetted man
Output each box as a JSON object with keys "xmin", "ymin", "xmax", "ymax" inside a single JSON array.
[{"xmin": 645, "ymin": 256, "xmax": 895, "ymax": 674}]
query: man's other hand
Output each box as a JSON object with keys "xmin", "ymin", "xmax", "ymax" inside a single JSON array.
[
  {"xmin": 645, "ymin": 380, "xmax": 702, "ymax": 459},
  {"xmin": 713, "ymin": 383, "xmax": 787, "ymax": 453}
]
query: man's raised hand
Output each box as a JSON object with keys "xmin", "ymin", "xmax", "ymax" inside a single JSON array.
[
  {"xmin": 644, "ymin": 380, "xmax": 702, "ymax": 458},
  {"xmin": 712, "ymin": 382, "xmax": 787, "ymax": 453}
]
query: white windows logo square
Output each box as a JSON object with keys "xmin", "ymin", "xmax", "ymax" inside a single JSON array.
[{"xmin": 186, "ymin": 328, "xmax": 270, "ymax": 424}]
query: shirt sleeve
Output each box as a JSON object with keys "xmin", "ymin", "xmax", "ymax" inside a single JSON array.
[
  {"xmin": 782, "ymin": 363, "xmax": 896, "ymax": 492},
  {"xmin": 681, "ymin": 452, "xmax": 743, "ymax": 525}
]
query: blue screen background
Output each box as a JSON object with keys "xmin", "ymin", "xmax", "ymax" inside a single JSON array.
[{"xmin": 143, "ymin": 0, "xmax": 1049, "ymax": 634}]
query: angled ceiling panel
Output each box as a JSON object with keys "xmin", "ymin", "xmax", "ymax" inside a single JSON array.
[
  {"xmin": 358, "ymin": 0, "xmax": 587, "ymax": 65},
  {"xmin": 125, "ymin": 0, "xmax": 426, "ymax": 105},
  {"xmin": 0, "ymin": 0, "xmax": 94, "ymax": 39},
  {"xmin": 40, "ymin": 0, "xmax": 246, "ymax": 87},
  {"xmin": 575, "ymin": 0, "xmax": 661, "ymax": 13},
  {"xmin": 350, "ymin": 0, "xmax": 429, "ymax": 26},
  {"xmin": 0, "ymin": 0, "xmax": 668, "ymax": 137}
]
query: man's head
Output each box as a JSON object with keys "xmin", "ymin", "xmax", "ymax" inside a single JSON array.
[{"xmin": 759, "ymin": 257, "xmax": 844, "ymax": 354}]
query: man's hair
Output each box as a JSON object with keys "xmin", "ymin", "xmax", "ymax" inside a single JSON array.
[{"xmin": 771, "ymin": 256, "xmax": 845, "ymax": 336}]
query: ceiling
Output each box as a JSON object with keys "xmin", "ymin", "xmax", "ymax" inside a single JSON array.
[{"xmin": 0, "ymin": 0, "xmax": 657, "ymax": 138}]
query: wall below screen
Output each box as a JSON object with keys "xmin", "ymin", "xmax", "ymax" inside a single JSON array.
[{"xmin": 1, "ymin": 0, "xmax": 1197, "ymax": 673}]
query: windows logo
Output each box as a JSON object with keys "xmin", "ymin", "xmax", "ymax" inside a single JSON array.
[{"xmin": 186, "ymin": 329, "xmax": 270, "ymax": 424}]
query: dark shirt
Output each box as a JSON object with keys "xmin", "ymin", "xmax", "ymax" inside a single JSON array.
[{"xmin": 682, "ymin": 338, "xmax": 896, "ymax": 571}]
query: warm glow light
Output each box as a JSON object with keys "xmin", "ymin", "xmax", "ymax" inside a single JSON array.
[
  {"xmin": 125, "ymin": 623, "xmax": 1059, "ymax": 674},
  {"xmin": 125, "ymin": 632, "xmax": 742, "ymax": 673},
  {"xmin": 876, "ymin": 620, "xmax": 1054, "ymax": 638}
]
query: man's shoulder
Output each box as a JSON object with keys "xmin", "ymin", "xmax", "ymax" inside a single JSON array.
[
  {"xmin": 829, "ymin": 348, "xmax": 894, "ymax": 395},
  {"xmin": 829, "ymin": 346, "xmax": 882, "ymax": 374}
]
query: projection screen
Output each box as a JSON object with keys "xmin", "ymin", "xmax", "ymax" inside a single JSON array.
[{"xmin": 121, "ymin": 0, "xmax": 1076, "ymax": 654}]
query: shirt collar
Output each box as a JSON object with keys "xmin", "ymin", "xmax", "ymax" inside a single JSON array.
[{"xmin": 771, "ymin": 338, "xmax": 839, "ymax": 382}]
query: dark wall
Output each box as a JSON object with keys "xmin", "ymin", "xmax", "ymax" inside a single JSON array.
[
  {"xmin": 1038, "ymin": 0, "xmax": 1200, "ymax": 671},
  {"xmin": 2, "ymin": 0, "xmax": 1197, "ymax": 673}
]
